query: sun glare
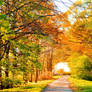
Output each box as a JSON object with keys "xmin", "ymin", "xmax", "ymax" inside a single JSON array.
[{"xmin": 55, "ymin": 62, "xmax": 70, "ymax": 72}]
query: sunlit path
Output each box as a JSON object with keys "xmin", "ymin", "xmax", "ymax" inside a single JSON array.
[
  {"xmin": 43, "ymin": 75, "xmax": 73, "ymax": 92},
  {"xmin": 1, "ymin": 0, "xmax": 92, "ymax": 91}
]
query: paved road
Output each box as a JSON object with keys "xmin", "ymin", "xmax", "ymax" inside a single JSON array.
[{"xmin": 42, "ymin": 75, "xmax": 73, "ymax": 92}]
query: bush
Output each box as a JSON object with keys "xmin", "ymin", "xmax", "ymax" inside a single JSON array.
[
  {"xmin": 13, "ymin": 79, "xmax": 22, "ymax": 87},
  {"xmin": 68, "ymin": 54, "xmax": 92, "ymax": 80},
  {"xmin": 2, "ymin": 78, "xmax": 13, "ymax": 89},
  {"xmin": 1, "ymin": 78, "xmax": 22, "ymax": 89},
  {"xmin": 69, "ymin": 77, "xmax": 92, "ymax": 92}
]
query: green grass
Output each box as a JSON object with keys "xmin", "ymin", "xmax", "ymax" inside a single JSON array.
[
  {"xmin": 0, "ymin": 75, "xmax": 61, "ymax": 92},
  {"xmin": 69, "ymin": 77, "xmax": 92, "ymax": 92},
  {"xmin": 0, "ymin": 80, "xmax": 53, "ymax": 92}
]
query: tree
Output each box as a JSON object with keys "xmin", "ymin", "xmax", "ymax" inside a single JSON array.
[
  {"xmin": 0, "ymin": 0, "xmax": 57, "ymax": 88},
  {"xmin": 68, "ymin": 54, "xmax": 92, "ymax": 80}
]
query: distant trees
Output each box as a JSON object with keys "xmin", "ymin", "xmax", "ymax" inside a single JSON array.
[
  {"xmin": 58, "ymin": 0, "xmax": 92, "ymax": 81},
  {"xmin": 56, "ymin": 0, "xmax": 92, "ymax": 59},
  {"xmin": 56, "ymin": 69, "xmax": 64, "ymax": 75}
]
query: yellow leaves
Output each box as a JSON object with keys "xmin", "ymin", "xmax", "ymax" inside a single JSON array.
[
  {"xmin": 80, "ymin": 11, "xmax": 86, "ymax": 17},
  {"xmin": 74, "ymin": 9, "xmax": 78, "ymax": 14},
  {"xmin": 74, "ymin": 1, "xmax": 83, "ymax": 6},
  {"xmin": 56, "ymin": 69, "xmax": 64, "ymax": 74},
  {"xmin": 40, "ymin": 1, "xmax": 47, "ymax": 7},
  {"xmin": 2, "ymin": 37, "xmax": 6, "ymax": 44},
  {"xmin": 0, "ymin": 26, "xmax": 8, "ymax": 44},
  {"xmin": 48, "ymin": 2, "xmax": 54, "ymax": 10},
  {"xmin": 86, "ymin": 17, "xmax": 92, "ymax": 29},
  {"xmin": 2, "ymin": 34, "xmax": 8, "ymax": 44},
  {"xmin": 62, "ymin": 22, "xmax": 71, "ymax": 27},
  {"xmin": 1, "ymin": 26, "xmax": 7, "ymax": 33},
  {"xmin": 65, "ymin": 10, "xmax": 71, "ymax": 16}
]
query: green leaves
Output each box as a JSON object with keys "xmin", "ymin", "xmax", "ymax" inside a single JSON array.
[
  {"xmin": 85, "ymin": 0, "xmax": 92, "ymax": 3},
  {"xmin": 0, "ymin": 0, "xmax": 4, "ymax": 6},
  {"xmin": 0, "ymin": 0, "xmax": 53, "ymax": 84},
  {"xmin": 0, "ymin": 14, "xmax": 6, "ymax": 19},
  {"xmin": 69, "ymin": 54, "xmax": 92, "ymax": 80},
  {"xmin": 0, "ymin": 16, "xmax": 10, "ymax": 44},
  {"xmin": 34, "ymin": 62, "xmax": 42, "ymax": 70}
]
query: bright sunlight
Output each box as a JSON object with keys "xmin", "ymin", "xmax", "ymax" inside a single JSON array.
[{"xmin": 55, "ymin": 62, "xmax": 70, "ymax": 72}]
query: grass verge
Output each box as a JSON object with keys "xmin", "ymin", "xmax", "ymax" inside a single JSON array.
[
  {"xmin": 69, "ymin": 77, "xmax": 92, "ymax": 92},
  {"xmin": 0, "ymin": 75, "xmax": 61, "ymax": 92}
]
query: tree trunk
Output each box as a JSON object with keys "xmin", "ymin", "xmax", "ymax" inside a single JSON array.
[
  {"xmin": 5, "ymin": 43, "xmax": 10, "ymax": 78},
  {"xmin": 49, "ymin": 49, "xmax": 53, "ymax": 72},
  {"xmin": 47, "ymin": 48, "xmax": 53, "ymax": 79},
  {"xmin": 30, "ymin": 73, "xmax": 33, "ymax": 82},
  {"xmin": 12, "ymin": 71, "xmax": 15, "ymax": 80},
  {"xmin": 5, "ymin": 69, "xmax": 9, "ymax": 77},
  {"xmin": 35, "ymin": 69, "xmax": 38, "ymax": 83},
  {"xmin": 0, "ymin": 43, "xmax": 7, "ymax": 89},
  {"xmin": 0, "ymin": 66, "xmax": 3, "ymax": 89}
]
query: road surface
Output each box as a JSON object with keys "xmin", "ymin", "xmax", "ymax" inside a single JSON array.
[{"xmin": 43, "ymin": 75, "xmax": 73, "ymax": 92}]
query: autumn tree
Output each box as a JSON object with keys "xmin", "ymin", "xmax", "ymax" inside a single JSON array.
[{"xmin": 0, "ymin": 0, "xmax": 58, "ymax": 89}]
